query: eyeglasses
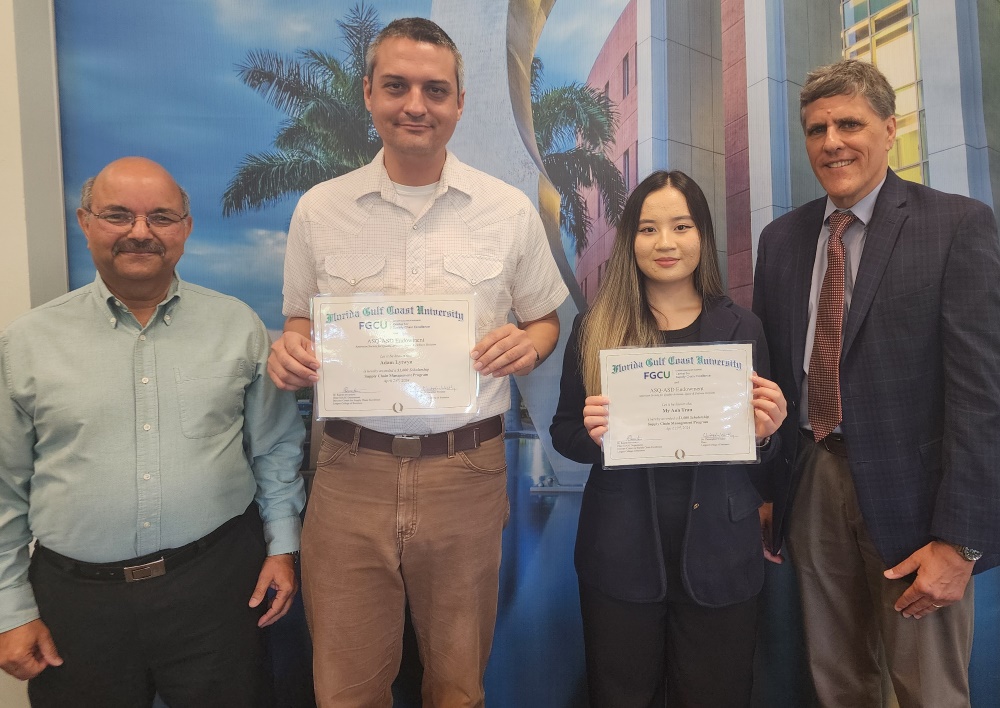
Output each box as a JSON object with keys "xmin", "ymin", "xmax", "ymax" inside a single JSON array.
[{"xmin": 84, "ymin": 208, "xmax": 189, "ymax": 231}]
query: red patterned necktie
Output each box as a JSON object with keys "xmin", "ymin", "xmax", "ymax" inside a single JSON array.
[{"xmin": 809, "ymin": 210, "xmax": 857, "ymax": 441}]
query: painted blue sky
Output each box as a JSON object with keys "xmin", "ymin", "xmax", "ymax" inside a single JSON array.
[{"xmin": 55, "ymin": 0, "xmax": 628, "ymax": 329}]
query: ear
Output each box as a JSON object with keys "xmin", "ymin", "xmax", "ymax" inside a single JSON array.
[
  {"xmin": 456, "ymin": 88, "xmax": 465, "ymax": 121},
  {"xmin": 884, "ymin": 114, "xmax": 897, "ymax": 150},
  {"xmin": 363, "ymin": 75, "xmax": 373, "ymax": 112}
]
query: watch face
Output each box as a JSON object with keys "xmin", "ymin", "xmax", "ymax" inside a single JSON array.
[{"xmin": 961, "ymin": 546, "xmax": 983, "ymax": 561}]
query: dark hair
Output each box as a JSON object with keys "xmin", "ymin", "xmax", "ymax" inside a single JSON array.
[
  {"xmin": 365, "ymin": 17, "xmax": 464, "ymax": 92},
  {"xmin": 577, "ymin": 170, "xmax": 725, "ymax": 394},
  {"xmin": 616, "ymin": 170, "xmax": 725, "ymax": 300},
  {"xmin": 800, "ymin": 60, "xmax": 895, "ymax": 127}
]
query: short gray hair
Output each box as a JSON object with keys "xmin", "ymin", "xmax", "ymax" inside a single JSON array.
[
  {"xmin": 800, "ymin": 60, "xmax": 895, "ymax": 128},
  {"xmin": 79, "ymin": 176, "xmax": 191, "ymax": 216},
  {"xmin": 365, "ymin": 17, "xmax": 464, "ymax": 93}
]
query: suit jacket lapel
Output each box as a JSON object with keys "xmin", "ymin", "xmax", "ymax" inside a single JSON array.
[
  {"xmin": 700, "ymin": 298, "xmax": 740, "ymax": 342},
  {"xmin": 842, "ymin": 170, "xmax": 907, "ymax": 356}
]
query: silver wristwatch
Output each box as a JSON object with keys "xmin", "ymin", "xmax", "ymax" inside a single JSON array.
[{"xmin": 955, "ymin": 545, "xmax": 983, "ymax": 562}]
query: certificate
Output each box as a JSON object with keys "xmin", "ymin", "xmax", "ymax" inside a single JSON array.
[
  {"xmin": 599, "ymin": 343, "xmax": 757, "ymax": 467},
  {"xmin": 312, "ymin": 293, "xmax": 478, "ymax": 418}
]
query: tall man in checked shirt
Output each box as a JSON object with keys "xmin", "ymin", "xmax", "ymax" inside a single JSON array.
[
  {"xmin": 0, "ymin": 157, "xmax": 306, "ymax": 707},
  {"xmin": 268, "ymin": 17, "xmax": 568, "ymax": 707}
]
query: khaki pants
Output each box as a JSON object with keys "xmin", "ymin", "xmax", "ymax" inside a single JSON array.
[
  {"xmin": 302, "ymin": 431, "xmax": 509, "ymax": 708},
  {"xmin": 787, "ymin": 436, "xmax": 974, "ymax": 708}
]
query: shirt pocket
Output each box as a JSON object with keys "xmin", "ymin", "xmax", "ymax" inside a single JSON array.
[
  {"xmin": 443, "ymin": 255, "xmax": 504, "ymax": 330},
  {"xmin": 174, "ymin": 359, "xmax": 250, "ymax": 439},
  {"xmin": 322, "ymin": 254, "xmax": 385, "ymax": 293}
]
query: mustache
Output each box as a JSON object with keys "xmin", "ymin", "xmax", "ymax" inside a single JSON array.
[{"xmin": 112, "ymin": 238, "xmax": 165, "ymax": 256}]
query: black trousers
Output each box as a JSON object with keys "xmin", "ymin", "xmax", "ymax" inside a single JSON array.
[
  {"xmin": 27, "ymin": 506, "xmax": 270, "ymax": 708},
  {"xmin": 578, "ymin": 582, "xmax": 758, "ymax": 708}
]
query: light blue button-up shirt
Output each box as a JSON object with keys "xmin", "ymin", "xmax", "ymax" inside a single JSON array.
[{"xmin": 0, "ymin": 275, "xmax": 306, "ymax": 632}]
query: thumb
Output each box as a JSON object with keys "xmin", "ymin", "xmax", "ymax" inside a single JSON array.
[
  {"xmin": 248, "ymin": 575, "xmax": 271, "ymax": 608},
  {"xmin": 885, "ymin": 555, "xmax": 919, "ymax": 580},
  {"xmin": 37, "ymin": 628, "xmax": 63, "ymax": 667}
]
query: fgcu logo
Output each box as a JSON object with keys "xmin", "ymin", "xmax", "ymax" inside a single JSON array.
[{"xmin": 643, "ymin": 370, "xmax": 671, "ymax": 379}]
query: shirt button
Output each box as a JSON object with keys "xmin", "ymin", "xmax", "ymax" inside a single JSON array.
[
  {"xmin": 411, "ymin": 268, "xmax": 418, "ymax": 274},
  {"xmin": 143, "ymin": 521, "xmax": 151, "ymax": 528},
  {"xmin": 139, "ymin": 334, "xmax": 147, "ymax": 341},
  {"xmin": 412, "ymin": 224, "xmax": 418, "ymax": 230},
  {"xmin": 143, "ymin": 474, "xmax": 151, "ymax": 480},
  {"xmin": 114, "ymin": 300, "xmax": 122, "ymax": 306},
  {"xmin": 141, "ymin": 377, "xmax": 149, "ymax": 384},
  {"xmin": 349, "ymin": 279, "xmax": 356, "ymax": 286},
  {"xmin": 143, "ymin": 423, "xmax": 151, "ymax": 431},
  {"xmin": 109, "ymin": 317, "xmax": 117, "ymax": 325},
  {"xmin": 164, "ymin": 315, "xmax": 171, "ymax": 322},
  {"xmin": 692, "ymin": 503, "xmax": 700, "ymax": 510}
]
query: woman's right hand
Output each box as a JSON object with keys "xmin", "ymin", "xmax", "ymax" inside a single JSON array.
[{"xmin": 583, "ymin": 395, "xmax": 610, "ymax": 447}]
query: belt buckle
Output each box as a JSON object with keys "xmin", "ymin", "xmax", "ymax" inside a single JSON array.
[
  {"xmin": 392, "ymin": 435, "xmax": 422, "ymax": 457},
  {"xmin": 123, "ymin": 557, "xmax": 166, "ymax": 582}
]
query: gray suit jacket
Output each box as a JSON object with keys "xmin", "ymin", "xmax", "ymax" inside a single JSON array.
[{"xmin": 753, "ymin": 169, "xmax": 1000, "ymax": 572}]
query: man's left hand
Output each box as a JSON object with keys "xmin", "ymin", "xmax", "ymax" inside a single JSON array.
[
  {"xmin": 248, "ymin": 553, "xmax": 298, "ymax": 628},
  {"xmin": 472, "ymin": 324, "xmax": 537, "ymax": 377},
  {"xmin": 884, "ymin": 540, "xmax": 974, "ymax": 619}
]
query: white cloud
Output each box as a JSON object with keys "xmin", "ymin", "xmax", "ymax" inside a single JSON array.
[
  {"xmin": 187, "ymin": 228, "xmax": 288, "ymax": 279},
  {"xmin": 211, "ymin": 0, "xmax": 340, "ymax": 46}
]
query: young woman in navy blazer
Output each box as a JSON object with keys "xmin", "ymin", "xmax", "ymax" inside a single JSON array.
[{"xmin": 550, "ymin": 171, "xmax": 786, "ymax": 707}]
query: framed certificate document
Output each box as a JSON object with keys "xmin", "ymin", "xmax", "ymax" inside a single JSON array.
[
  {"xmin": 311, "ymin": 293, "xmax": 478, "ymax": 418},
  {"xmin": 599, "ymin": 343, "xmax": 757, "ymax": 467}
]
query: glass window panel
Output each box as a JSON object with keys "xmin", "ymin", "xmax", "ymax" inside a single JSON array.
[
  {"xmin": 893, "ymin": 114, "xmax": 921, "ymax": 167},
  {"xmin": 843, "ymin": 0, "xmax": 870, "ymax": 27},
  {"xmin": 871, "ymin": 0, "xmax": 905, "ymax": 16},
  {"xmin": 848, "ymin": 46, "xmax": 872, "ymax": 62},
  {"xmin": 895, "ymin": 164, "xmax": 923, "ymax": 184},
  {"xmin": 873, "ymin": 2, "xmax": 910, "ymax": 32},
  {"xmin": 874, "ymin": 28, "xmax": 916, "ymax": 87},
  {"xmin": 846, "ymin": 21, "xmax": 871, "ymax": 44},
  {"xmin": 895, "ymin": 85, "xmax": 917, "ymax": 115}
]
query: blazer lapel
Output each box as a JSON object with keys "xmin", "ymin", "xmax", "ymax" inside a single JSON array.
[
  {"xmin": 700, "ymin": 298, "xmax": 740, "ymax": 342},
  {"xmin": 842, "ymin": 171, "xmax": 907, "ymax": 356}
]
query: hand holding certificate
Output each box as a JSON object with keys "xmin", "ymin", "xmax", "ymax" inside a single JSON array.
[
  {"xmin": 312, "ymin": 293, "xmax": 479, "ymax": 418},
  {"xmin": 599, "ymin": 343, "xmax": 757, "ymax": 467}
]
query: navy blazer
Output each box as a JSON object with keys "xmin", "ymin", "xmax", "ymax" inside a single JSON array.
[
  {"xmin": 753, "ymin": 169, "xmax": 1000, "ymax": 572},
  {"xmin": 550, "ymin": 297, "xmax": 776, "ymax": 606}
]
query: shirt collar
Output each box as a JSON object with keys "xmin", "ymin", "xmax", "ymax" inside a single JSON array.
[
  {"xmin": 93, "ymin": 273, "xmax": 182, "ymax": 328},
  {"xmin": 359, "ymin": 149, "xmax": 473, "ymax": 205},
  {"xmin": 823, "ymin": 174, "xmax": 886, "ymax": 226}
]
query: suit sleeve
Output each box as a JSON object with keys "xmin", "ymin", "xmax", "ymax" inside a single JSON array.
[
  {"xmin": 549, "ymin": 314, "xmax": 603, "ymax": 466},
  {"xmin": 932, "ymin": 202, "xmax": 1000, "ymax": 552}
]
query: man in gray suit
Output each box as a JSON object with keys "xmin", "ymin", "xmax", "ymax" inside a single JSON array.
[{"xmin": 753, "ymin": 60, "xmax": 1000, "ymax": 707}]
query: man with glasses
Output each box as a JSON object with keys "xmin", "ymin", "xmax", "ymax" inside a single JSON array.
[{"xmin": 0, "ymin": 157, "xmax": 306, "ymax": 707}]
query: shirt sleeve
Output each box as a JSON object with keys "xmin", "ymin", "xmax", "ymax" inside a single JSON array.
[
  {"xmin": 282, "ymin": 199, "xmax": 318, "ymax": 319},
  {"xmin": 243, "ymin": 318, "xmax": 307, "ymax": 555},
  {"xmin": 0, "ymin": 334, "xmax": 41, "ymax": 633},
  {"xmin": 509, "ymin": 204, "xmax": 570, "ymax": 323}
]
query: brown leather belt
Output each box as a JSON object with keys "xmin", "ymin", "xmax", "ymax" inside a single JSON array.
[
  {"xmin": 325, "ymin": 415, "xmax": 504, "ymax": 457},
  {"xmin": 801, "ymin": 428, "xmax": 848, "ymax": 457}
]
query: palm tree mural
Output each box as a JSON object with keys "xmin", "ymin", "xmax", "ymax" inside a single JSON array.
[
  {"xmin": 222, "ymin": 3, "xmax": 381, "ymax": 215},
  {"xmin": 224, "ymin": 4, "xmax": 624, "ymax": 258},
  {"xmin": 530, "ymin": 58, "xmax": 625, "ymax": 255}
]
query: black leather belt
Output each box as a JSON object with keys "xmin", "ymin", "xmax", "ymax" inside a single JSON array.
[
  {"xmin": 35, "ymin": 505, "xmax": 253, "ymax": 583},
  {"xmin": 325, "ymin": 415, "xmax": 503, "ymax": 458},
  {"xmin": 801, "ymin": 428, "xmax": 848, "ymax": 457}
]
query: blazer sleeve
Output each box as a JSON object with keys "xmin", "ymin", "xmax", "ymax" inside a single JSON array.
[
  {"xmin": 932, "ymin": 202, "xmax": 1000, "ymax": 552},
  {"xmin": 549, "ymin": 314, "xmax": 603, "ymax": 466}
]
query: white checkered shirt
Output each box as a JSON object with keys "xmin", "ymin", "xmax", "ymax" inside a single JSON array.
[{"xmin": 283, "ymin": 150, "xmax": 569, "ymax": 434}]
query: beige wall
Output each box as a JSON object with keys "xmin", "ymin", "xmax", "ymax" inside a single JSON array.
[{"xmin": 1, "ymin": 0, "xmax": 63, "ymax": 703}]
